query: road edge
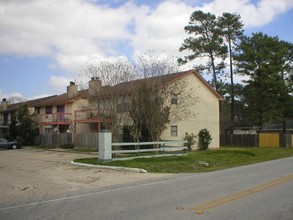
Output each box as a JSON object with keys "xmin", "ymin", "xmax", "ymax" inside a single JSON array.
[{"xmin": 70, "ymin": 161, "xmax": 148, "ymax": 173}]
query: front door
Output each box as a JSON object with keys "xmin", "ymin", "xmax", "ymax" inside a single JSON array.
[{"xmin": 57, "ymin": 105, "xmax": 65, "ymax": 121}]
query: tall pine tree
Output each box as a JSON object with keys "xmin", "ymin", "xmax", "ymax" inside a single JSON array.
[
  {"xmin": 178, "ymin": 10, "xmax": 227, "ymax": 92},
  {"xmin": 218, "ymin": 13, "xmax": 244, "ymax": 131},
  {"xmin": 235, "ymin": 33, "xmax": 293, "ymax": 128}
]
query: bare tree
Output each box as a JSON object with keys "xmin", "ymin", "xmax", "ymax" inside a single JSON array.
[
  {"xmin": 134, "ymin": 51, "xmax": 179, "ymax": 78},
  {"xmin": 78, "ymin": 53, "xmax": 199, "ymax": 143},
  {"xmin": 130, "ymin": 72, "xmax": 199, "ymax": 143},
  {"xmin": 7, "ymin": 96, "xmax": 23, "ymax": 104},
  {"xmin": 130, "ymin": 53, "xmax": 199, "ymax": 142},
  {"xmin": 79, "ymin": 58, "xmax": 136, "ymax": 142},
  {"xmin": 79, "ymin": 58, "xmax": 137, "ymax": 87},
  {"xmin": 162, "ymin": 78, "xmax": 199, "ymax": 123},
  {"xmin": 130, "ymin": 80, "xmax": 170, "ymax": 142}
]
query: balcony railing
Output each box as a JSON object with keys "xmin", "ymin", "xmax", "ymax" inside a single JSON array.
[
  {"xmin": 39, "ymin": 113, "xmax": 72, "ymax": 125},
  {"xmin": 74, "ymin": 109, "xmax": 111, "ymax": 123}
]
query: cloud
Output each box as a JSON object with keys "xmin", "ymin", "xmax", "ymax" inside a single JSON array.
[
  {"xmin": 48, "ymin": 75, "xmax": 73, "ymax": 93},
  {"xmin": 0, "ymin": 0, "xmax": 143, "ymax": 71},
  {"xmin": 0, "ymin": 89, "xmax": 23, "ymax": 101},
  {"xmin": 0, "ymin": 0, "xmax": 292, "ymax": 76},
  {"xmin": 200, "ymin": 0, "xmax": 293, "ymax": 28},
  {"xmin": 131, "ymin": 1, "xmax": 193, "ymax": 57}
]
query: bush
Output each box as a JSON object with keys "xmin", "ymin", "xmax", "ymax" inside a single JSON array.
[
  {"xmin": 184, "ymin": 132, "xmax": 197, "ymax": 151},
  {"xmin": 61, "ymin": 144, "xmax": 74, "ymax": 149},
  {"xmin": 198, "ymin": 129, "xmax": 212, "ymax": 150}
]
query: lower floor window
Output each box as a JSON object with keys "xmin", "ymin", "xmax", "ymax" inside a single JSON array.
[{"xmin": 171, "ymin": 125, "xmax": 178, "ymax": 137}]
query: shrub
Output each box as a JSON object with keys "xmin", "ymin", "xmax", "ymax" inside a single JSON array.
[
  {"xmin": 61, "ymin": 144, "xmax": 74, "ymax": 149},
  {"xmin": 198, "ymin": 129, "xmax": 212, "ymax": 150},
  {"xmin": 184, "ymin": 132, "xmax": 197, "ymax": 151}
]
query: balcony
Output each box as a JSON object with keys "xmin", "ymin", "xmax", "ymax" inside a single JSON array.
[
  {"xmin": 39, "ymin": 113, "xmax": 72, "ymax": 125},
  {"xmin": 74, "ymin": 109, "xmax": 111, "ymax": 123}
]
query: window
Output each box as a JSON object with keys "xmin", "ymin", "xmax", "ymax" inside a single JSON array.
[
  {"xmin": 3, "ymin": 113, "xmax": 8, "ymax": 125},
  {"xmin": 99, "ymin": 99, "xmax": 110, "ymax": 111},
  {"xmin": 34, "ymin": 107, "xmax": 40, "ymax": 114},
  {"xmin": 171, "ymin": 125, "xmax": 178, "ymax": 137},
  {"xmin": 57, "ymin": 105, "xmax": 65, "ymax": 121},
  {"xmin": 171, "ymin": 93, "xmax": 178, "ymax": 105},
  {"xmin": 117, "ymin": 103, "xmax": 131, "ymax": 113},
  {"xmin": 57, "ymin": 105, "xmax": 64, "ymax": 113},
  {"xmin": 45, "ymin": 128, "xmax": 53, "ymax": 133},
  {"xmin": 117, "ymin": 96, "xmax": 130, "ymax": 113},
  {"xmin": 45, "ymin": 106, "xmax": 52, "ymax": 114}
]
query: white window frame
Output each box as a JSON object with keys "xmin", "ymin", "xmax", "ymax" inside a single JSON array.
[
  {"xmin": 171, "ymin": 93, "xmax": 178, "ymax": 105},
  {"xmin": 171, "ymin": 125, "xmax": 178, "ymax": 137}
]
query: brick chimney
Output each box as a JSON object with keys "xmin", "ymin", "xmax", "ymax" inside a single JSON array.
[
  {"xmin": 89, "ymin": 77, "xmax": 102, "ymax": 96},
  {"xmin": 67, "ymin": 81, "xmax": 78, "ymax": 99}
]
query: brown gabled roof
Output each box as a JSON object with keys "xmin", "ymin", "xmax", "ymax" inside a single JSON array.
[
  {"xmin": 24, "ymin": 95, "xmax": 58, "ymax": 106},
  {"xmin": 33, "ymin": 89, "xmax": 88, "ymax": 107},
  {"xmin": 4, "ymin": 95, "xmax": 57, "ymax": 111},
  {"xmin": 90, "ymin": 69, "xmax": 223, "ymax": 101},
  {"xmin": 148, "ymin": 69, "xmax": 223, "ymax": 100},
  {"xmin": 3, "ymin": 70, "xmax": 222, "ymax": 112},
  {"xmin": 4, "ymin": 89, "xmax": 89, "ymax": 111}
]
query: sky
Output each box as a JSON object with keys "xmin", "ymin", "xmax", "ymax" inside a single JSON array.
[{"xmin": 0, "ymin": 0, "xmax": 293, "ymax": 101}]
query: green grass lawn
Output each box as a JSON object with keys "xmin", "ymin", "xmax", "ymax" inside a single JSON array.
[{"xmin": 74, "ymin": 147, "xmax": 293, "ymax": 173}]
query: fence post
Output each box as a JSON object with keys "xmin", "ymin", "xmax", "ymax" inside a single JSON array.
[{"xmin": 98, "ymin": 132, "xmax": 112, "ymax": 162}]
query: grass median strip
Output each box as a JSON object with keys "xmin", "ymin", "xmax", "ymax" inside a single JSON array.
[{"xmin": 74, "ymin": 147, "xmax": 293, "ymax": 173}]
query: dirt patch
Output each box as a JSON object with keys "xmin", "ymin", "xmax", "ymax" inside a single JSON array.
[{"xmin": 0, "ymin": 148, "xmax": 171, "ymax": 206}]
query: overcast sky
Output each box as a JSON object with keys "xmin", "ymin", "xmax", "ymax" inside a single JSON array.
[{"xmin": 1, "ymin": 0, "xmax": 292, "ymax": 101}]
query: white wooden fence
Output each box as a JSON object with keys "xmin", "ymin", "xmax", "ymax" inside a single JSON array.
[
  {"xmin": 99, "ymin": 132, "xmax": 187, "ymax": 161},
  {"xmin": 112, "ymin": 141, "xmax": 187, "ymax": 153}
]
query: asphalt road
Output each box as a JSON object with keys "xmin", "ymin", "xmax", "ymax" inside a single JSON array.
[{"xmin": 0, "ymin": 157, "xmax": 292, "ymax": 220}]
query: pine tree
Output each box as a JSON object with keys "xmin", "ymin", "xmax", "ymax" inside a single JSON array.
[
  {"xmin": 178, "ymin": 10, "xmax": 227, "ymax": 92},
  {"xmin": 235, "ymin": 33, "xmax": 293, "ymax": 128},
  {"xmin": 218, "ymin": 12, "xmax": 244, "ymax": 131}
]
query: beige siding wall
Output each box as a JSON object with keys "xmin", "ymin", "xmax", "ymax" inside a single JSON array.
[
  {"xmin": 70, "ymin": 99, "xmax": 90, "ymax": 134},
  {"xmin": 39, "ymin": 106, "xmax": 46, "ymax": 115},
  {"xmin": 160, "ymin": 74, "xmax": 220, "ymax": 149},
  {"xmin": 75, "ymin": 123, "xmax": 92, "ymax": 133}
]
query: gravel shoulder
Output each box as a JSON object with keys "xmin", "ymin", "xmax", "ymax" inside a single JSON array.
[{"xmin": 0, "ymin": 147, "xmax": 171, "ymax": 206}]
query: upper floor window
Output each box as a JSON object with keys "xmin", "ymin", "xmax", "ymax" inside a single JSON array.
[
  {"xmin": 171, "ymin": 93, "xmax": 178, "ymax": 105},
  {"xmin": 34, "ymin": 107, "xmax": 40, "ymax": 115},
  {"xmin": 117, "ymin": 96, "xmax": 131, "ymax": 113},
  {"xmin": 57, "ymin": 105, "xmax": 65, "ymax": 113},
  {"xmin": 99, "ymin": 99, "xmax": 111, "ymax": 111},
  {"xmin": 45, "ymin": 106, "xmax": 52, "ymax": 114}
]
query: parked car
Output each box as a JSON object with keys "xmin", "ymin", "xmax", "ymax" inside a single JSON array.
[{"xmin": 0, "ymin": 138, "xmax": 21, "ymax": 149}]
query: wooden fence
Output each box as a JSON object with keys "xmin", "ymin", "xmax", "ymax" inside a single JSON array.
[
  {"xmin": 35, "ymin": 133, "xmax": 73, "ymax": 148},
  {"xmin": 35, "ymin": 132, "xmax": 293, "ymax": 149},
  {"xmin": 35, "ymin": 133, "xmax": 99, "ymax": 149},
  {"xmin": 221, "ymin": 133, "xmax": 293, "ymax": 148},
  {"xmin": 221, "ymin": 134, "xmax": 258, "ymax": 147},
  {"xmin": 74, "ymin": 133, "xmax": 99, "ymax": 149}
]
